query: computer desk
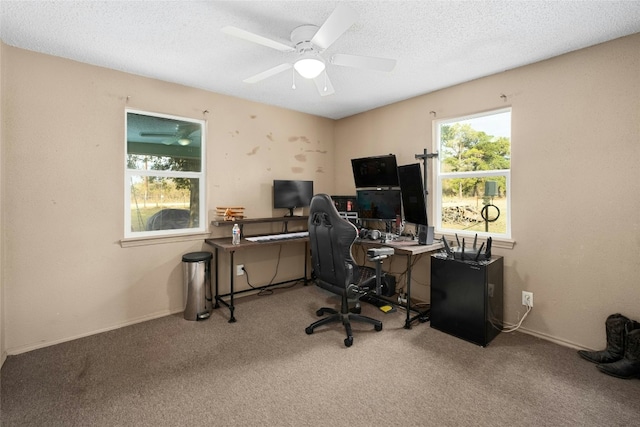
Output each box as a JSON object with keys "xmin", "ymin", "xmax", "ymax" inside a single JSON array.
[
  {"xmin": 206, "ymin": 216, "xmax": 309, "ymax": 322},
  {"xmin": 204, "ymin": 235, "xmax": 309, "ymax": 323},
  {"xmin": 354, "ymin": 238, "xmax": 444, "ymax": 329},
  {"xmin": 205, "ymin": 223, "xmax": 442, "ymax": 328}
]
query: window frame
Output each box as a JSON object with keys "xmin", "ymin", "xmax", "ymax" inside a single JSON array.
[
  {"xmin": 433, "ymin": 108, "xmax": 511, "ymax": 240},
  {"xmin": 124, "ymin": 109, "xmax": 206, "ymax": 239}
]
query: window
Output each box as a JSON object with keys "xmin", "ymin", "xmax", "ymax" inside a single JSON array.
[
  {"xmin": 434, "ymin": 109, "xmax": 511, "ymax": 239},
  {"xmin": 125, "ymin": 110, "xmax": 206, "ymax": 238}
]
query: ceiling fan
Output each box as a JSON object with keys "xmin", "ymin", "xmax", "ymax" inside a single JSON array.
[
  {"xmin": 221, "ymin": 4, "xmax": 396, "ymax": 96},
  {"xmin": 139, "ymin": 123, "xmax": 200, "ymax": 146}
]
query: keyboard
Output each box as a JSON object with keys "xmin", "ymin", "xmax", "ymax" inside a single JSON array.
[{"xmin": 245, "ymin": 231, "xmax": 309, "ymax": 243}]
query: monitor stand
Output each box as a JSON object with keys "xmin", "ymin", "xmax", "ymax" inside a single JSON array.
[{"xmin": 283, "ymin": 208, "xmax": 302, "ymax": 232}]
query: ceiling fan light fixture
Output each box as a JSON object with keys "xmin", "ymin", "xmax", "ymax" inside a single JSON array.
[{"xmin": 294, "ymin": 55, "xmax": 325, "ymax": 79}]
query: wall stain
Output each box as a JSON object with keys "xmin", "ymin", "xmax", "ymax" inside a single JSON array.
[
  {"xmin": 247, "ymin": 146, "xmax": 260, "ymax": 156},
  {"xmin": 316, "ymin": 167, "xmax": 325, "ymax": 173},
  {"xmin": 294, "ymin": 154, "xmax": 306, "ymax": 162},
  {"xmin": 291, "ymin": 167, "xmax": 304, "ymax": 173},
  {"xmin": 305, "ymin": 149, "xmax": 327, "ymax": 154},
  {"xmin": 289, "ymin": 136, "xmax": 311, "ymax": 143},
  {"xmin": 266, "ymin": 133, "xmax": 274, "ymax": 141},
  {"xmin": 250, "ymin": 115, "xmax": 257, "ymax": 119}
]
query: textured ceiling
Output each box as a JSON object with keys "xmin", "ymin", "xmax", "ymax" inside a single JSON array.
[{"xmin": 2, "ymin": 1, "xmax": 639, "ymax": 119}]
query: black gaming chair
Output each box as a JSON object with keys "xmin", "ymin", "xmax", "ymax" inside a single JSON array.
[{"xmin": 305, "ymin": 194, "xmax": 382, "ymax": 347}]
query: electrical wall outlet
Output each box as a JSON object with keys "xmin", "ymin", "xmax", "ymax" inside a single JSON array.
[
  {"xmin": 522, "ymin": 291, "xmax": 533, "ymax": 307},
  {"xmin": 398, "ymin": 293, "xmax": 407, "ymax": 305},
  {"xmin": 236, "ymin": 264, "xmax": 245, "ymax": 276}
]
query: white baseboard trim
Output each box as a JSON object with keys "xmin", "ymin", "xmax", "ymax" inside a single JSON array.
[
  {"xmin": 515, "ymin": 326, "xmax": 588, "ymax": 351},
  {"xmin": 6, "ymin": 310, "xmax": 592, "ymax": 357},
  {"xmin": 6, "ymin": 307, "xmax": 184, "ymax": 356}
]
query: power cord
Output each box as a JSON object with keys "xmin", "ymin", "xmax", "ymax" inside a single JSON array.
[
  {"xmin": 242, "ymin": 245, "xmax": 299, "ymax": 296},
  {"xmin": 501, "ymin": 305, "xmax": 532, "ymax": 333},
  {"xmin": 243, "ymin": 264, "xmax": 276, "ymax": 296}
]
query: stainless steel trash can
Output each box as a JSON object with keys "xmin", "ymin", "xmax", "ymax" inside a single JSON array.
[{"xmin": 182, "ymin": 251, "xmax": 213, "ymax": 321}]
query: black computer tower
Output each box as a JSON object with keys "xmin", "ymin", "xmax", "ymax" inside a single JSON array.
[{"xmin": 430, "ymin": 255, "xmax": 503, "ymax": 346}]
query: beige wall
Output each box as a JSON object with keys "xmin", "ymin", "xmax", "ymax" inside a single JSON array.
[
  {"xmin": 1, "ymin": 45, "xmax": 334, "ymax": 355},
  {"xmin": 1, "ymin": 33, "xmax": 639, "ymax": 358},
  {"xmin": 335, "ymin": 33, "xmax": 640, "ymax": 349}
]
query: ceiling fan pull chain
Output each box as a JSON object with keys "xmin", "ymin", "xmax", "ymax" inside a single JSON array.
[
  {"xmin": 323, "ymin": 71, "xmax": 328, "ymax": 92},
  {"xmin": 292, "ymin": 67, "xmax": 296, "ymax": 90}
]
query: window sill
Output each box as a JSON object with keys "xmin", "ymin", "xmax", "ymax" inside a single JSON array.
[
  {"xmin": 120, "ymin": 232, "xmax": 211, "ymax": 248},
  {"xmin": 437, "ymin": 232, "xmax": 515, "ymax": 250}
]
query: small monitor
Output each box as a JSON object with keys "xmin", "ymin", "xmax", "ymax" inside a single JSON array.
[
  {"xmin": 351, "ymin": 154, "xmax": 399, "ymax": 188},
  {"xmin": 397, "ymin": 163, "xmax": 428, "ymax": 226},
  {"xmin": 273, "ymin": 180, "xmax": 313, "ymax": 217},
  {"xmin": 330, "ymin": 195, "xmax": 358, "ymax": 213},
  {"xmin": 356, "ymin": 189, "xmax": 402, "ymax": 221}
]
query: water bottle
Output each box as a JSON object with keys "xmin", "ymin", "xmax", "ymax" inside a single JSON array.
[{"xmin": 232, "ymin": 224, "xmax": 241, "ymax": 245}]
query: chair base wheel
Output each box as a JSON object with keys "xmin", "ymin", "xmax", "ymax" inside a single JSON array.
[{"xmin": 306, "ymin": 297, "xmax": 382, "ymax": 347}]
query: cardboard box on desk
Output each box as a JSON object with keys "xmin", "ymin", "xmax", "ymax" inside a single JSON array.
[{"xmin": 215, "ymin": 206, "xmax": 245, "ymax": 221}]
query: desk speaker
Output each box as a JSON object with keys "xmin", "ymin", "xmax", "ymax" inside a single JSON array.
[
  {"xmin": 380, "ymin": 275, "xmax": 396, "ymax": 297},
  {"xmin": 417, "ymin": 225, "xmax": 434, "ymax": 245}
]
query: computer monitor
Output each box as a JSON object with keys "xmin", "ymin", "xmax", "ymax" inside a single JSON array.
[
  {"xmin": 397, "ymin": 163, "xmax": 428, "ymax": 226},
  {"xmin": 273, "ymin": 180, "xmax": 314, "ymax": 217},
  {"xmin": 356, "ymin": 189, "xmax": 402, "ymax": 221},
  {"xmin": 351, "ymin": 154, "xmax": 399, "ymax": 188}
]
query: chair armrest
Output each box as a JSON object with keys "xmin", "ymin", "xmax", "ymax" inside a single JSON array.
[{"xmin": 367, "ymin": 247, "xmax": 394, "ymax": 262}]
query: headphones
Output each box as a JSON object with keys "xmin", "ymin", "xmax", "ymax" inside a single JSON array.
[{"xmin": 359, "ymin": 228, "xmax": 382, "ymax": 240}]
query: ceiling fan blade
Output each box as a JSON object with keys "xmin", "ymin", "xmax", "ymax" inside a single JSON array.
[
  {"xmin": 243, "ymin": 63, "xmax": 293, "ymax": 84},
  {"xmin": 140, "ymin": 132, "xmax": 176, "ymax": 137},
  {"xmin": 313, "ymin": 73, "xmax": 335, "ymax": 97},
  {"xmin": 311, "ymin": 4, "xmax": 359, "ymax": 50},
  {"xmin": 221, "ymin": 26, "xmax": 295, "ymax": 52},
  {"xmin": 331, "ymin": 53, "xmax": 396, "ymax": 72}
]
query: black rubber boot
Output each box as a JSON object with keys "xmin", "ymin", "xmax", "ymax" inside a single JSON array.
[
  {"xmin": 578, "ymin": 313, "xmax": 630, "ymax": 364},
  {"xmin": 596, "ymin": 321, "xmax": 640, "ymax": 379}
]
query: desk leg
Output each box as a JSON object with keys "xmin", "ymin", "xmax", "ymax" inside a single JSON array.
[
  {"xmin": 228, "ymin": 250, "xmax": 236, "ymax": 323},
  {"xmin": 213, "ymin": 248, "xmax": 220, "ymax": 309},
  {"xmin": 404, "ymin": 253, "xmax": 430, "ymax": 328},
  {"xmin": 404, "ymin": 254, "xmax": 412, "ymax": 329}
]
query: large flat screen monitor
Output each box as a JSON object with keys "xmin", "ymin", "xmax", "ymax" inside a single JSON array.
[
  {"xmin": 356, "ymin": 189, "xmax": 402, "ymax": 221},
  {"xmin": 273, "ymin": 180, "xmax": 313, "ymax": 217},
  {"xmin": 351, "ymin": 154, "xmax": 399, "ymax": 188},
  {"xmin": 397, "ymin": 163, "xmax": 428, "ymax": 226}
]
